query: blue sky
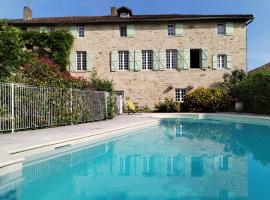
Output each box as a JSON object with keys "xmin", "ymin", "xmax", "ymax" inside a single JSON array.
[{"xmin": 0, "ymin": 0, "xmax": 269, "ymax": 70}]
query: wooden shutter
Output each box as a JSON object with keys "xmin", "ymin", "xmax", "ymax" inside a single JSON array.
[
  {"xmin": 183, "ymin": 49, "xmax": 190, "ymax": 70},
  {"xmin": 86, "ymin": 51, "xmax": 92, "ymax": 72},
  {"xmin": 69, "ymin": 51, "xmax": 77, "ymax": 71},
  {"xmin": 228, "ymin": 156, "xmax": 233, "ymax": 170},
  {"xmin": 177, "ymin": 49, "xmax": 184, "ymax": 70},
  {"xmin": 212, "ymin": 54, "xmax": 218, "ymax": 70},
  {"xmin": 214, "ymin": 156, "xmax": 220, "ymax": 170},
  {"xmin": 225, "ymin": 22, "xmax": 234, "ymax": 36},
  {"xmin": 69, "ymin": 26, "xmax": 78, "ymax": 38},
  {"xmin": 153, "ymin": 50, "xmax": 160, "ymax": 71},
  {"xmin": 40, "ymin": 26, "xmax": 48, "ymax": 33},
  {"xmin": 175, "ymin": 23, "xmax": 183, "ymax": 37},
  {"xmin": 226, "ymin": 54, "xmax": 232, "ymax": 69},
  {"xmin": 159, "ymin": 50, "xmax": 166, "ymax": 71},
  {"xmin": 111, "ymin": 51, "xmax": 118, "ymax": 72},
  {"xmin": 129, "ymin": 50, "xmax": 135, "ymax": 71},
  {"xmin": 127, "ymin": 25, "xmax": 134, "ymax": 38},
  {"xmin": 201, "ymin": 49, "xmax": 208, "ymax": 69},
  {"xmin": 134, "ymin": 50, "xmax": 142, "ymax": 72}
]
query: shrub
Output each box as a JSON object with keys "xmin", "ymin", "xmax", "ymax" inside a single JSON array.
[
  {"xmin": 182, "ymin": 87, "xmax": 231, "ymax": 112},
  {"xmin": 155, "ymin": 97, "xmax": 181, "ymax": 112},
  {"xmin": 235, "ymin": 68, "xmax": 270, "ymax": 114}
]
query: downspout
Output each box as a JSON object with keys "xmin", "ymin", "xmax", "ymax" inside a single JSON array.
[{"xmin": 245, "ymin": 17, "xmax": 254, "ymax": 72}]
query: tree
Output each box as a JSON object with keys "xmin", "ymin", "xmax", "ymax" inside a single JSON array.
[{"xmin": 0, "ymin": 20, "xmax": 32, "ymax": 80}]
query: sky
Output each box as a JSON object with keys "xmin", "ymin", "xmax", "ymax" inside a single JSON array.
[{"xmin": 0, "ymin": 0, "xmax": 269, "ymax": 70}]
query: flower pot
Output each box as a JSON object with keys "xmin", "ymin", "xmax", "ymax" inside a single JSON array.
[{"xmin": 235, "ymin": 102, "xmax": 244, "ymax": 112}]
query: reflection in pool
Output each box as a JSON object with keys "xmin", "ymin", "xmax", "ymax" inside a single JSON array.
[{"xmin": 1, "ymin": 118, "xmax": 270, "ymax": 200}]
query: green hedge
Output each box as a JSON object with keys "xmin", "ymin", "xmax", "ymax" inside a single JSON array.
[{"xmin": 155, "ymin": 97, "xmax": 181, "ymax": 112}]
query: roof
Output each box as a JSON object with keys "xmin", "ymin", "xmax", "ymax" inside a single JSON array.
[
  {"xmin": 249, "ymin": 63, "xmax": 270, "ymax": 74},
  {"xmin": 7, "ymin": 14, "xmax": 254, "ymax": 26}
]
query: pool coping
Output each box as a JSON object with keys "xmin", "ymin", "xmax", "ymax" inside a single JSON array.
[{"xmin": 0, "ymin": 112, "xmax": 269, "ymax": 176}]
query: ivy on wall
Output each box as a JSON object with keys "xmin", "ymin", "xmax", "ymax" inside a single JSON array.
[{"xmin": 20, "ymin": 30, "xmax": 74, "ymax": 71}]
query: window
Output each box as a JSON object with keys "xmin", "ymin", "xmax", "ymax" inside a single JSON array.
[
  {"xmin": 217, "ymin": 23, "xmax": 225, "ymax": 35},
  {"xmin": 168, "ymin": 24, "xmax": 175, "ymax": 36},
  {"xmin": 48, "ymin": 27, "xmax": 55, "ymax": 32},
  {"xmin": 191, "ymin": 157, "xmax": 204, "ymax": 177},
  {"xmin": 217, "ymin": 55, "xmax": 227, "ymax": 69},
  {"xmin": 142, "ymin": 50, "xmax": 153, "ymax": 70},
  {"xmin": 167, "ymin": 156, "xmax": 180, "ymax": 176},
  {"xmin": 78, "ymin": 26, "xmax": 85, "ymax": 37},
  {"xmin": 166, "ymin": 50, "xmax": 177, "ymax": 69},
  {"xmin": 175, "ymin": 89, "xmax": 186, "ymax": 102},
  {"xmin": 120, "ymin": 25, "xmax": 127, "ymax": 37},
  {"xmin": 219, "ymin": 156, "xmax": 229, "ymax": 170},
  {"xmin": 142, "ymin": 156, "xmax": 155, "ymax": 176},
  {"xmin": 76, "ymin": 51, "xmax": 87, "ymax": 71},
  {"xmin": 175, "ymin": 125, "xmax": 183, "ymax": 137},
  {"xmin": 118, "ymin": 51, "xmax": 129, "ymax": 70},
  {"xmin": 119, "ymin": 156, "xmax": 131, "ymax": 176}
]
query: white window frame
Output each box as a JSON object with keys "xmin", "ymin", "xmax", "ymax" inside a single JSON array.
[
  {"xmin": 142, "ymin": 50, "xmax": 153, "ymax": 70},
  {"xmin": 217, "ymin": 23, "xmax": 225, "ymax": 35},
  {"xmin": 48, "ymin": 27, "xmax": 55, "ymax": 32},
  {"xmin": 175, "ymin": 89, "xmax": 186, "ymax": 102},
  {"xmin": 120, "ymin": 25, "xmax": 127, "ymax": 37},
  {"xmin": 168, "ymin": 24, "xmax": 175, "ymax": 36},
  {"xmin": 76, "ymin": 51, "xmax": 87, "ymax": 71},
  {"xmin": 118, "ymin": 51, "xmax": 129, "ymax": 70},
  {"xmin": 142, "ymin": 156, "xmax": 154, "ymax": 175},
  {"xmin": 78, "ymin": 26, "xmax": 85, "ymax": 38},
  {"xmin": 166, "ymin": 49, "xmax": 177, "ymax": 69},
  {"xmin": 217, "ymin": 54, "xmax": 227, "ymax": 69}
]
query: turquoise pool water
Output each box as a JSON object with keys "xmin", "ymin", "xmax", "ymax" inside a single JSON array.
[{"xmin": 1, "ymin": 117, "xmax": 270, "ymax": 200}]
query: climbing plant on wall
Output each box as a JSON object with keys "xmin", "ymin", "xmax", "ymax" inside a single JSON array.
[{"xmin": 20, "ymin": 30, "xmax": 74, "ymax": 71}]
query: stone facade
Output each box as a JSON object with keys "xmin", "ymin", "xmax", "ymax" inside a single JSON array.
[{"xmin": 70, "ymin": 21, "xmax": 247, "ymax": 108}]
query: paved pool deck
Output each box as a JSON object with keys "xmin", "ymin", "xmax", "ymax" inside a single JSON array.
[{"xmin": 0, "ymin": 112, "xmax": 269, "ymax": 175}]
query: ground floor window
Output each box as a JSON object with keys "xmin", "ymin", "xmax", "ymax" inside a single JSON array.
[
  {"xmin": 76, "ymin": 51, "xmax": 87, "ymax": 71},
  {"xmin": 118, "ymin": 51, "xmax": 129, "ymax": 70},
  {"xmin": 217, "ymin": 55, "xmax": 227, "ymax": 69},
  {"xmin": 142, "ymin": 50, "xmax": 153, "ymax": 70},
  {"xmin": 166, "ymin": 49, "xmax": 177, "ymax": 69},
  {"xmin": 175, "ymin": 89, "xmax": 186, "ymax": 102}
]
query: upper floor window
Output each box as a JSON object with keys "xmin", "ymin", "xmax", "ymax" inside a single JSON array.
[
  {"xmin": 120, "ymin": 25, "xmax": 127, "ymax": 37},
  {"xmin": 217, "ymin": 23, "xmax": 225, "ymax": 35},
  {"xmin": 48, "ymin": 27, "xmax": 55, "ymax": 32},
  {"xmin": 175, "ymin": 89, "xmax": 186, "ymax": 102},
  {"xmin": 78, "ymin": 26, "xmax": 85, "ymax": 38},
  {"xmin": 217, "ymin": 55, "xmax": 227, "ymax": 69},
  {"xmin": 168, "ymin": 24, "xmax": 175, "ymax": 36},
  {"xmin": 76, "ymin": 51, "xmax": 87, "ymax": 71},
  {"xmin": 166, "ymin": 49, "xmax": 177, "ymax": 69},
  {"xmin": 118, "ymin": 51, "xmax": 129, "ymax": 70},
  {"xmin": 142, "ymin": 50, "xmax": 153, "ymax": 70}
]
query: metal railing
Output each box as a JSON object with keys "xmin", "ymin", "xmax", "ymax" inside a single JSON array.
[{"xmin": 0, "ymin": 83, "xmax": 108, "ymax": 133}]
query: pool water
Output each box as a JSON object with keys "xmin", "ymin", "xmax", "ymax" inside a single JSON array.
[{"xmin": 1, "ymin": 118, "xmax": 270, "ymax": 200}]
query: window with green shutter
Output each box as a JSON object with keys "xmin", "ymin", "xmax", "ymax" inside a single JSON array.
[
  {"xmin": 212, "ymin": 54, "xmax": 218, "ymax": 70},
  {"xmin": 69, "ymin": 51, "xmax": 76, "ymax": 71},
  {"xmin": 69, "ymin": 26, "xmax": 79, "ymax": 38},
  {"xmin": 86, "ymin": 52, "xmax": 92, "ymax": 72},
  {"xmin": 129, "ymin": 50, "xmax": 135, "ymax": 71},
  {"xmin": 226, "ymin": 54, "xmax": 232, "ymax": 69},
  {"xmin": 153, "ymin": 50, "xmax": 166, "ymax": 71},
  {"xmin": 134, "ymin": 50, "xmax": 142, "ymax": 71},
  {"xmin": 178, "ymin": 49, "xmax": 190, "ymax": 70},
  {"xmin": 225, "ymin": 22, "xmax": 234, "ymax": 36}
]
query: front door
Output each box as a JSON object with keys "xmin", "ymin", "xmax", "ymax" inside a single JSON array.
[{"xmin": 116, "ymin": 91, "xmax": 124, "ymax": 114}]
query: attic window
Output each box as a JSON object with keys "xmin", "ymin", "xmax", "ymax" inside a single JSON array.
[
  {"xmin": 117, "ymin": 7, "xmax": 133, "ymax": 17},
  {"xmin": 120, "ymin": 12, "xmax": 129, "ymax": 17}
]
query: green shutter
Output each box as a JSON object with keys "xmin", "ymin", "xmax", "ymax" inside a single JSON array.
[
  {"xmin": 127, "ymin": 25, "xmax": 134, "ymax": 38},
  {"xmin": 226, "ymin": 54, "xmax": 232, "ymax": 69},
  {"xmin": 134, "ymin": 50, "xmax": 142, "ymax": 72},
  {"xmin": 177, "ymin": 49, "xmax": 184, "ymax": 70},
  {"xmin": 182, "ymin": 49, "xmax": 190, "ymax": 70},
  {"xmin": 175, "ymin": 23, "xmax": 183, "ymax": 37},
  {"xmin": 159, "ymin": 50, "xmax": 166, "ymax": 71},
  {"xmin": 212, "ymin": 54, "xmax": 218, "ymax": 70},
  {"xmin": 111, "ymin": 51, "xmax": 118, "ymax": 72},
  {"xmin": 225, "ymin": 22, "xmax": 234, "ymax": 36},
  {"xmin": 86, "ymin": 51, "xmax": 92, "ymax": 72},
  {"xmin": 129, "ymin": 50, "xmax": 135, "ymax": 71},
  {"xmin": 40, "ymin": 26, "xmax": 48, "ymax": 33},
  {"xmin": 201, "ymin": 49, "xmax": 208, "ymax": 69},
  {"xmin": 153, "ymin": 50, "xmax": 160, "ymax": 71},
  {"xmin": 69, "ymin": 26, "xmax": 78, "ymax": 38},
  {"xmin": 69, "ymin": 51, "xmax": 77, "ymax": 71}
]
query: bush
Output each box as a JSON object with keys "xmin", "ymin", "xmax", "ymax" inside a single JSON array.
[
  {"xmin": 235, "ymin": 68, "xmax": 270, "ymax": 114},
  {"xmin": 155, "ymin": 97, "xmax": 181, "ymax": 112},
  {"xmin": 182, "ymin": 87, "xmax": 231, "ymax": 112}
]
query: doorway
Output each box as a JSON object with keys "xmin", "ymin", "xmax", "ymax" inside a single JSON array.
[
  {"xmin": 190, "ymin": 49, "xmax": 201, "ymax": 69},
  {"xmin": 116, "ymin": 91, "xmax": 124, "ymax": 114}
]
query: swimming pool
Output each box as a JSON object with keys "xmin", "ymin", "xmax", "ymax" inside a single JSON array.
[{"xmin": 1, "ymin": 117, "xmax": 270, "ymax": 200}]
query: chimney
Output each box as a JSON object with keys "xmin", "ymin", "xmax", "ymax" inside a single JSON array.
[
  {"xmin": 23, "ymin": 6, "xmax": 32, "ymax": 20},
  {"xmin": 111, "ymin": 7, "xmax": 118, "ymax": 16}
]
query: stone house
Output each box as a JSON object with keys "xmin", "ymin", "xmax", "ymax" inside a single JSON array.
[{"xmin": 8, "ymin": 6, "xmax": 254, "ymax": 108}]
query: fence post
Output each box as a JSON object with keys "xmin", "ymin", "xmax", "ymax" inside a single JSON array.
[
  {"xmin": 11, "ymin": 83, "xmax": 15, "ymax": 133},
  {"xmin": 104, "ymin": 92, "xmax": 109, "ymax": 119},
  {"xmin": 70, "ymin": 88, "xmax": 73, "ymax": 125}
]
